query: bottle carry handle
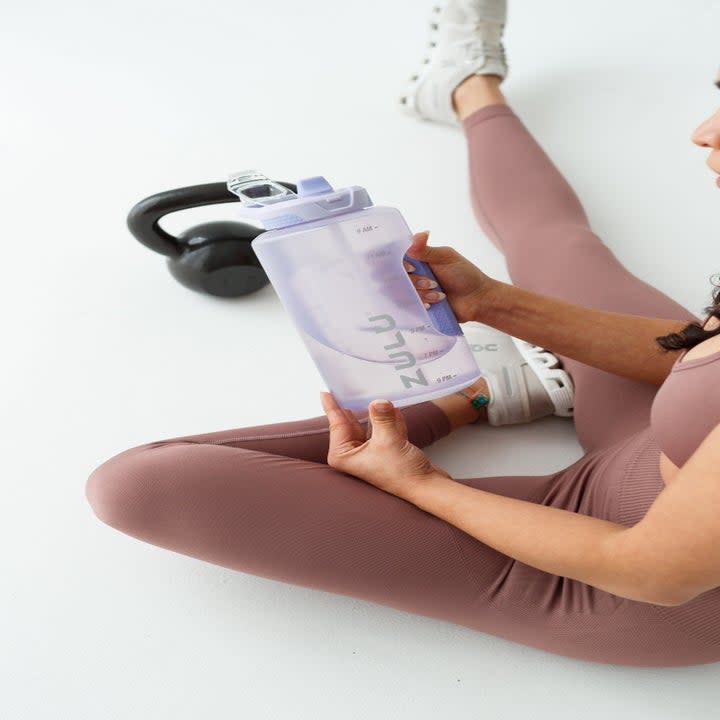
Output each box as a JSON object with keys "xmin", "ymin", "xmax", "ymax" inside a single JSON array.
[{"xmin": 402, "ymin": 255, "xmax": 463, "ymax": 337}]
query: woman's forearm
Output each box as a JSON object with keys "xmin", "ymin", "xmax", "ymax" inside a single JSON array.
[
  {"xmin": 407, "ymin": 474, "xmax": 677, "ymax": 607},
  {"xmin": 474, "ymin": 280, "xmax": 691, "ymax": 386}
]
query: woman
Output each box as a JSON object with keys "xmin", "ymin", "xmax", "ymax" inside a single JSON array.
[{"xmin": 86, "ymin": 0, "xmax": 720, "ymax": 666}]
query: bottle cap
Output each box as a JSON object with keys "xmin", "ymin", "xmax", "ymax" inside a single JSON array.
[{"xmin": 226, "ymin": 169, "xmax": 374, "ymax": 230}]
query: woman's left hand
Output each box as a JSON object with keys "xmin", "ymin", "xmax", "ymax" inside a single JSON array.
[{"xmin": 320, "ymin": 391, "xmax": 453, "ymax": 501}]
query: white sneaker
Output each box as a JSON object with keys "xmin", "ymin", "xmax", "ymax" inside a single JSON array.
[
  {"xmin": 399, "ymin": 0, "xmax": 508, "ymax": 128},
  {"xmin": 462, "ymin": 321, "xmax": 575, "ymax": 426}
]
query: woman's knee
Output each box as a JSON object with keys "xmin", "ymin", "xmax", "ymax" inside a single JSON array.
[{"xmin": 85, "ymin": 442, "xmax": 183, "ymax": 532}]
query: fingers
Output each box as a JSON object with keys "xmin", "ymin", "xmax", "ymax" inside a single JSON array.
[
  {"xmin": 342, "ymin": 407, "xmax": 364, "ymax": 434},
  {"xmin": 404, "ymin": 268, "xmax": 445, "ymax": 306},
  {"xmin": 320, "ymin": 391, "xmax": 355, "ymax": 450},
  {"xmin": 404, "ymin": 230, "xmax": 453, "ymax": 307},
  {"xmin": 394, "ymin": 406, "xmax": 409, "ymax": 441},
  {"xmin": 404, "ymin": 233, "xmax": 427, "ymax": 272}
]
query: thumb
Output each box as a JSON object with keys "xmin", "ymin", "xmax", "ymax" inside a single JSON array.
[
  {"xmin": 369, "ymin": 399, "xmax": 400, "ymax": 440},
  {"xmin": 406, "ymin": 230, "xmax": 452, "ymax": 265},
  {"xmin": 406, "ymin": 230, "xmax": 431, "ymax": 261}
]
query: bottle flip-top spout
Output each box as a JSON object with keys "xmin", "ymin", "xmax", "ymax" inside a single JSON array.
[
  {"xmin": 227, "ymin": 170, "xmax": 297, "ymax": 208},
  {"xmin": 226, "ymin": 169, "xmax": 374, "ymax": 230}
]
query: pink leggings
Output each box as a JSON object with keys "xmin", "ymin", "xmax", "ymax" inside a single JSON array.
[{"xmin": 86, "ymin": 104, "xmax": 720, "ymax": 667}]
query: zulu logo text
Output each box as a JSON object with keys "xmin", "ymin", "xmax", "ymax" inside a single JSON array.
[{"xmin": 369, "ymin": 313, "xmax": 429, "ymax": 389}]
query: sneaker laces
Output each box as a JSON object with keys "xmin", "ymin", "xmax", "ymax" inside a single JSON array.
[
  {"xmin": 425, "ymin": 17, "xmax": 505, "ymax": 62},
  {"xmin": 419, "ymin": 35, "xmax": 505, "ymax": 66}
]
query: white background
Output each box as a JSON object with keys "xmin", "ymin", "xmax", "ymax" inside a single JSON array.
[{"xmin": 2, "ymin": 0, "xmax": 720, "ymax": 717}]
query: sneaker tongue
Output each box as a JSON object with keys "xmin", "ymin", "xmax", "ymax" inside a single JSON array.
[
  {"xmin": 440, "ymin": 4, "xmax": 506, "ymax": 27},
  {"xmin": 436, "ymin": 30, "xmax": 504, "ymax": 66},
  {"xmin": 439, "ymin": 20, "xmax": 505, "ymax": 50}
]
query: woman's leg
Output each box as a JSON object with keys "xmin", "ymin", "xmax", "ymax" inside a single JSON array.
[
  {"xmin": 86, "ymin": 401, "xmax": 515, "ymax": 654},
  {"xmin": 86, "ymin": 406, "xmax": 720, "ymax": 666},
  {"xmin": 85, "ymin": 413, "xmax": 494, "ymax": 636},
  {"xmin": 454, "ymin": 77, "xmax": 702, "ymax": 452},
  {"xmin": 101, "ymin": 400, "xmax": 452, "ymax": 468}
]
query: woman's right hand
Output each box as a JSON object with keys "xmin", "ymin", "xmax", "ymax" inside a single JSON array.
[{"xmin": 403, "ymin": 230, "xmax": 498, "ymax": 324}]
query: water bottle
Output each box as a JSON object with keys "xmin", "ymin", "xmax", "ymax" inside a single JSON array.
[{"xmin": 227, "ymin": 170, "xmax": 483, "ymax": 411}]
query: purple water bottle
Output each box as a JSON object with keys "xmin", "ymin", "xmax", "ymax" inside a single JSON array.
[{"xmin": 228, "ymin": 170, "xmax": 483, "ymax": 410}]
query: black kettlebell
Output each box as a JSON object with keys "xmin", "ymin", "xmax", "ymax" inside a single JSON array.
[{"xmin": 127, "ymin": 180, "xmax": 298, "ymax": 298}]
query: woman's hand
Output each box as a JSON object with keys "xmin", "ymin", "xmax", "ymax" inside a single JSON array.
[
  {"xmin": 404, "ymin": 230, "xmax": 497, "ymax": 324},
  {"xmin": 320, "ymin": 391, "xmax": 453, "ymax": 501}
]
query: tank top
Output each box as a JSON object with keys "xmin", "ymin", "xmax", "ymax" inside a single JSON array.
[{"xmin": 650, "ymin": 331, "xmax": 720, "ymax": 468}]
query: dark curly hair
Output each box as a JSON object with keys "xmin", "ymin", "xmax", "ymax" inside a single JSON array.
[{"xmin": 655, "ymin": 273, "xmax": 720, "ymax": 352}]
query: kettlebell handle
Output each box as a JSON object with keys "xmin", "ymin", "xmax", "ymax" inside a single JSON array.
[{"xmin": 127, "ymin": 180, "xmax": 297, "ymax": 258}]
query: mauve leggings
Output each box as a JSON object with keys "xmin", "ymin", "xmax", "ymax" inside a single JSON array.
[{"xmin": 86, "ymin": 104, "xmax": 720, "ymax": 667}]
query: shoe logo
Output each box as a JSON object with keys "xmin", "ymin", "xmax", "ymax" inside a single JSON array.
[{"xmin": 470, "ymin": 343, "xmax": 499, "ymax": 352}]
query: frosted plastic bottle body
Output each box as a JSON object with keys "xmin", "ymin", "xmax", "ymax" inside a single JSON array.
[{"xmin": 251, "ymin": 205, "xmax": 483, "ymax": 410}]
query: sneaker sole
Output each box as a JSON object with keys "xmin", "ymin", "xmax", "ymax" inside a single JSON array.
[{"xmin": 509, "ymin": 337, "xmax": 576, "ymax": 417}]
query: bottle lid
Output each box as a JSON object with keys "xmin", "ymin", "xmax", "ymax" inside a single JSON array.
[{"xmin": 227, "ymin": 169, "xmax": 373, "ymax": 230}]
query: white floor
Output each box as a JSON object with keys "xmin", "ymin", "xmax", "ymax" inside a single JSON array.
[{"xmin": 3, "ymin": 0, "xmax": 720, "ymax": 717}]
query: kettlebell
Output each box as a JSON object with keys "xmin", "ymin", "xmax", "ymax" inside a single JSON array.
[{"xmin": 127, "ymin": 179, "xmax": 298, "ymax": 298}]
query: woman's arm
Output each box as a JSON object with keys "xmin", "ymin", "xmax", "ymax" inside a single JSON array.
[
  {"xmin": 474, "ymin": 280, "xmax": 693, "ymax": 386},
  {"xmin": 604, "ymin": 422, "xmax": 720, "ymax": 605},
  {"xmin": 407, "ymin": 474, "xmax": 684, "ymax": 607}
]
